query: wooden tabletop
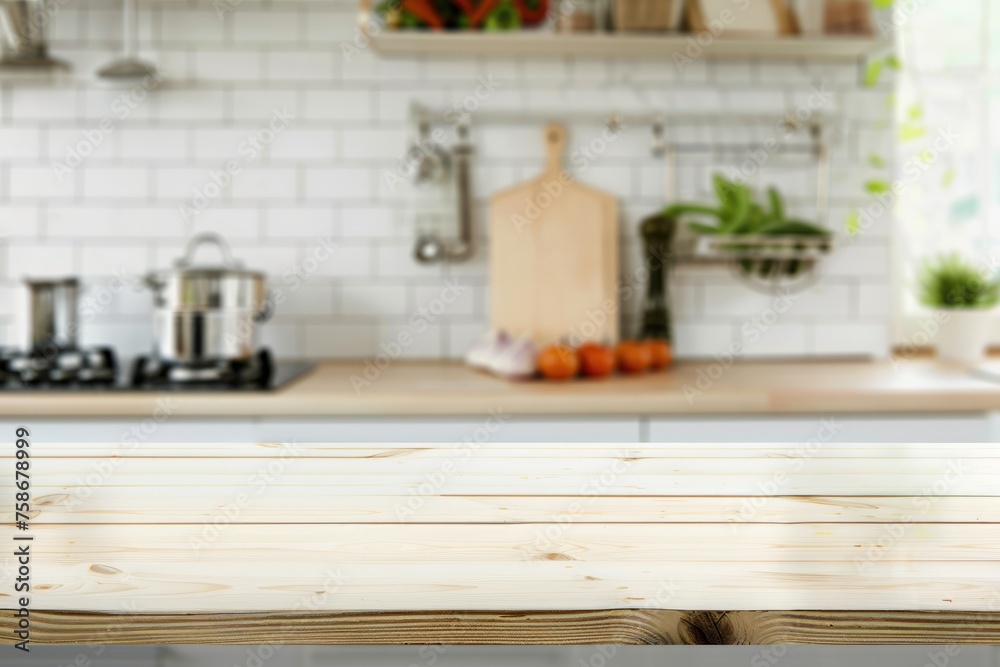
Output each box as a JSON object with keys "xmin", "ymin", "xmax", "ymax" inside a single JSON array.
[
  {"xmin": 3, "ymin": 359, "xmax": 1000, "ymax": 417},
  {"xmin": 5, "ymin": 440, "xmax": 1000, "ymax": 644}
]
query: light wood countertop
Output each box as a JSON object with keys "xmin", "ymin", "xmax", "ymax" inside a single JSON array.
[
  {"xmin": 6, "ymin": 440, "xmax": 1000, "ymax": 644},
  {"xmin": 4, "ymin": 358, "xmax": 1000, "ymax": 418}
]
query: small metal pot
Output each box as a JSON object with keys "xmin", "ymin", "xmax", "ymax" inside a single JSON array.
[
  {"xmin": 24, "ymin": 277, "xmax": 79, "ymax": 354},
  {"xmin": 145, "ymin": 234, "xmax": 273, "ymax": 365}
]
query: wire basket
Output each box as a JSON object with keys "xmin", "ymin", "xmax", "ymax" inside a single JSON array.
[{"xmin": 693, "ymin": 234, "xmax": 834, "ymax": 293}]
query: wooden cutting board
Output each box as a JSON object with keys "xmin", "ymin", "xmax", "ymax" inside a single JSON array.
[{"xmin": 489, "ymin": 124, "xmax": 619, "ymax": 347}]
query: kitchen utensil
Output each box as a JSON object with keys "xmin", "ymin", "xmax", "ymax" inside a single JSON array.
[
  {"xmin": 23, "ymin": 277, "xmax": 79, "ymax": 353},
  {"xmin": 612, "ymin": 0, "xmax": 682, "ymax": 31},
  {"xmin": 144, "ymin": 233, "xmax": 272, "ymax": 365},
  {"xmin": 489, "ymin": 123, "xmax": 619, "ymax": 348},
  {"xmin": 0, "ymin": 0, "xmax": 65, "ymax": 67},
  {"xmin": 96, "ymin": 0, "xmax": 157, "ymax": 84},
  {"xmin": 413, "ymin": 123, "xmax": 475, "ymax": 264}
]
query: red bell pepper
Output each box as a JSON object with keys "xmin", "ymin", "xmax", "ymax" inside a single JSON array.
[
  {"xmin": 402, "ymin": 0, "xmax": 445, "ymax": 29},
  {"xmin": 514, "ymin": 0, "xmax": 548, "ymax": 24}
]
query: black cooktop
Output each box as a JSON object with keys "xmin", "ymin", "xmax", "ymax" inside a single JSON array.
[{"xmin": 0, "ymin": 347, "xmax": 315, "ymax": 392}]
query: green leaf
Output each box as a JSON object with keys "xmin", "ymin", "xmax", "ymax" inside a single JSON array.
[
  {"xmin": 908, "ymin": 103, "xmax": 923, "ymax": 120},
  {"xmin": 865, "ymin": 180, "xmax": 891, "ymax": 195},
  {"xmin": 941, "ymin": 169, "xmax": 956, "ymax": 188},
  {"xmin": 884, "ymin": 54, "xmax": 902, "ymax": 70},
  {"xmin": 899, "ymin": 123, "xmax": 927, "ymax": 142},
  {"xmin": 872, "ymin": 0, "xmax": 894, "ymax": 8},
  {"xmin": 868, "ymin": 154, "xmax": 886, "ymax": 168},
  {"xmin": 918, "ymin": 252, "xmax": 1000, "ymax": 309},
  {"xmin": 845, "ymin": 211, "xmax": 861, "ymax": 236},
  {"xmin": 864, "ymin": 60, "xmax": 883, "ymax": 87}
]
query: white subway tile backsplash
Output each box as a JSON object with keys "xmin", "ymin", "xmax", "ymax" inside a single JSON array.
[
  {"xmin": 738, "ymin": 322, "xmax": 811, "ymax": 357},
  {"xmin": 414, "ymin": 280, "xmax": 477, "ymax": 316},
  {"xmin": 10, "ymin": 88, "xmax": 79, "ymax": 120},
  {"xmin": 341, "ymin": 284, "xmax": 407, "ymax": 316},
  {"xmin": 814, "ymin": 323, "xmax": 890, "ymax": 356},
  {"xmin": 80, "ymin": 244, "xmax": 151, "ymax": 277},
  {"xmin": 156, "ymin": 89, "xmax": 226, "ymax": 121},
  {"xmin": 158, "ymin": 9, "xmax": 228, "ymax": 43},
  {"xmin": 304, "ymin": 90, "xmax": 373, "ymax": 121},
  {"xmin": 279, "ymin": 284, "xmax": 336, "ymax": 316},
  {"xmin": 0, "ymin": 206, "xmax": 41, "ymax": 238},
  {"xmin": 7, "ymin": 244, "xmax": 74, "ymax": 279},
  {"xmin": 305, "ymin": 167, "xmax": 372, "ymax": 200},
  {"xmin": 310, "ymin": 242, "xmax": 373, "ymax": 277},
  {"xmin": 230, "ymin": 167, "xmax": 298, "ymax": 199},
  {"xmin": 305, "ymin": 323, "xmax": 376, "ymax": 357},
  {"xmin": 231, "ymin": 89, "xmax": 298, "ymax": 121},
  {"xmin": 119, "ymin": 128, "xmax": 189, "ymax": 160},
  {"xmin": 342, "ymin": 129, "xmax": 408, "ymax": 160},
  {"xmin": 10, "ymin": 166, "xmax": 76, "ymax": 199},
  {"xmin": 233, "ymin": 12, "xmax": 302, "ymax": 43},
  {"xmin": 377, "ymin": 244, "xmax": 445, "ymax": 279},
  {"xmin": 340, "ymin": 205, "xmax": 396, "ymax": 238},
  {"xmin": 0, "ymin": 128, "xmax": 41, "ymax": 159},
  {"xmin": 194, "ymin": 51, "xmax": 265, "ymax": 81},
  {"xmin": 190, "ymin": 208, "xmax": 261, "ymax": 239},
  {"xmin": 673, "ymin": 323, "xmax": 734, "ymax": 359},
  {"xmin": 0, "ymin": 3, "xmax": 891, "ymax": 360},
  {"xmin": 83, "ymin": 167, "xmax": 150, "ymax": 199},
  {"xmin": 267, "ymin": 51, "xmax": 337, "ymax": 82},
  {"xmin": 378, "ymin": 322, "xmax": 444, "ymax": 358},
  {"xmin": 265, "ymin": 207, "xmax": 334, "ymax": 237},
  {"xmin": 269, "ymin": 129, "xmax": 338, "ymax": 160}
]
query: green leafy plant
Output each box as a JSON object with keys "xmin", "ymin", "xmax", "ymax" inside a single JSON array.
[
  {"xmin": 663, "ymin": 174, "xmax": 831, "ymax": 279},
  {"xmin": 919, "ymin": 253, "xmax": 1000, "ymax": 309},
  {"xmin": 663, "ymin": 174, "xmax": 830, "ymax": 238}
]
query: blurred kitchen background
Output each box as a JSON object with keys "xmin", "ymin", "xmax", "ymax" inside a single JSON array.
[{"xmin": 0, "ymin": 0, "xmax": 920, "ymax": 364}]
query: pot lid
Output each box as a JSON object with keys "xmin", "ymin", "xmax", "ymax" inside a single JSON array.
[{"xmin": 155, "ymin": 233, "xmax": 265, "ymax": 279}]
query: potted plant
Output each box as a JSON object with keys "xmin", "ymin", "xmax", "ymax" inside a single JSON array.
[{"xmin": 919, "ymin": 253, "xmax": 1000, "ymax": 364}]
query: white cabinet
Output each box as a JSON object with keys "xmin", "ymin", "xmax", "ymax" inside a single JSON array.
[{"xmin": 648, "ymin": 415, "xmax": 995, "ymax": 443}]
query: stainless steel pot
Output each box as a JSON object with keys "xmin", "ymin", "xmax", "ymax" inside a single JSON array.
[
  {"xmin": 145, "ymin": 234, "xmax": 273, "ymax": 364},
  {"xmin": 24, "ymin": 277, "xmax": 79, "ymax": 353}
]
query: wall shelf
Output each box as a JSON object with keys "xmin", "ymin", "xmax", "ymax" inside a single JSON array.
[{"xmin": 370, "ymin": 31, "xmax": 888, "ymax": 61}]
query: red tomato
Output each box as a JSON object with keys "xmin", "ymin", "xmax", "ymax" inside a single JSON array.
[
  {"xmin": 538, "ymin": 345, "xmax": 580, "ymax": 381},
  {"xmin": 645, "ymin": 339, "xmax": 673, "ymax": 370},
  {"xmin": 616, "ymin": 340, "xmax": 652, "ymax": 374},
  {"xmin": 578, "ymin": 342, "xmax": 615, "ymax": 378}
]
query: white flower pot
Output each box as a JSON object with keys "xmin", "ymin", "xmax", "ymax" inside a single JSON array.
[{"xmin": 936, "ymin": 309, "xmax": 996, "ymax": 364}]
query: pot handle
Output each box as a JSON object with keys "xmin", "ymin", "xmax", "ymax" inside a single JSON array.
[
  {"xmin": 254, "ymin": 290, "xmax": 276, "ymax": 324},
  {"xmin": 176, "ymin": 232, "xmax": 241, "ymax": 268}
]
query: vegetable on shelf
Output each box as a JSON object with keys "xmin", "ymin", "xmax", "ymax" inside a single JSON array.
[
  {"xmin": 377, "ymin": 0, "xmax": 546, "ymax": 30},
  {"xmin": 665, "ymin": 174, "xmax": 832, "ymax": 279},
  {"xmin": 483, "ymin": 0, "xmax": 522, "ymax": 30}
]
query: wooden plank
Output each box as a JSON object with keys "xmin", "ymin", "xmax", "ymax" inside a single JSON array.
[
  {"xmin": 6, "ymin": 524, "xmax": 1000, "ymax": 612},
  {"xmin": 14, "ymin": 493, "xmax": 1000, "ymax": 525},
  {"xmin": 26, "ymin": 442, "xmax": 1000, "ymax": 458},
  {"xmin": 6, "ymin": 455, "xmax": 979, "ymax": 498},
  {"xmin": 6, "ymin": 609, "xmax": 1000, "ymax": 645},
  {"xmin": 20, "ymin": 454, "xmax": 990, "ymax": 476},
  {"xmin": 370, "ymin": 32, "xmax": 887, "ymax": 61}
]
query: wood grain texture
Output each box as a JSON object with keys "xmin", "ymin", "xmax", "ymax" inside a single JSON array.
[
  {"xmin": 6, "ymin": 610, "xmax": 1000, "ymax": 645},
  {"xmin": 0, "ymin": 359, "xmax": 998, "ymax": 417},
  {"xmin": 489, "ymin": 124, "xmax": 619, "ymax": 347},
  {"xmin": 5, "ymin": 441, "xmax": 1000, "ymax": 643}
]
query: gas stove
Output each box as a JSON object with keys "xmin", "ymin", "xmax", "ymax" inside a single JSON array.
[{"xmin": 0, "ymin": 347, "xmax": 314, "ymax": 391}]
